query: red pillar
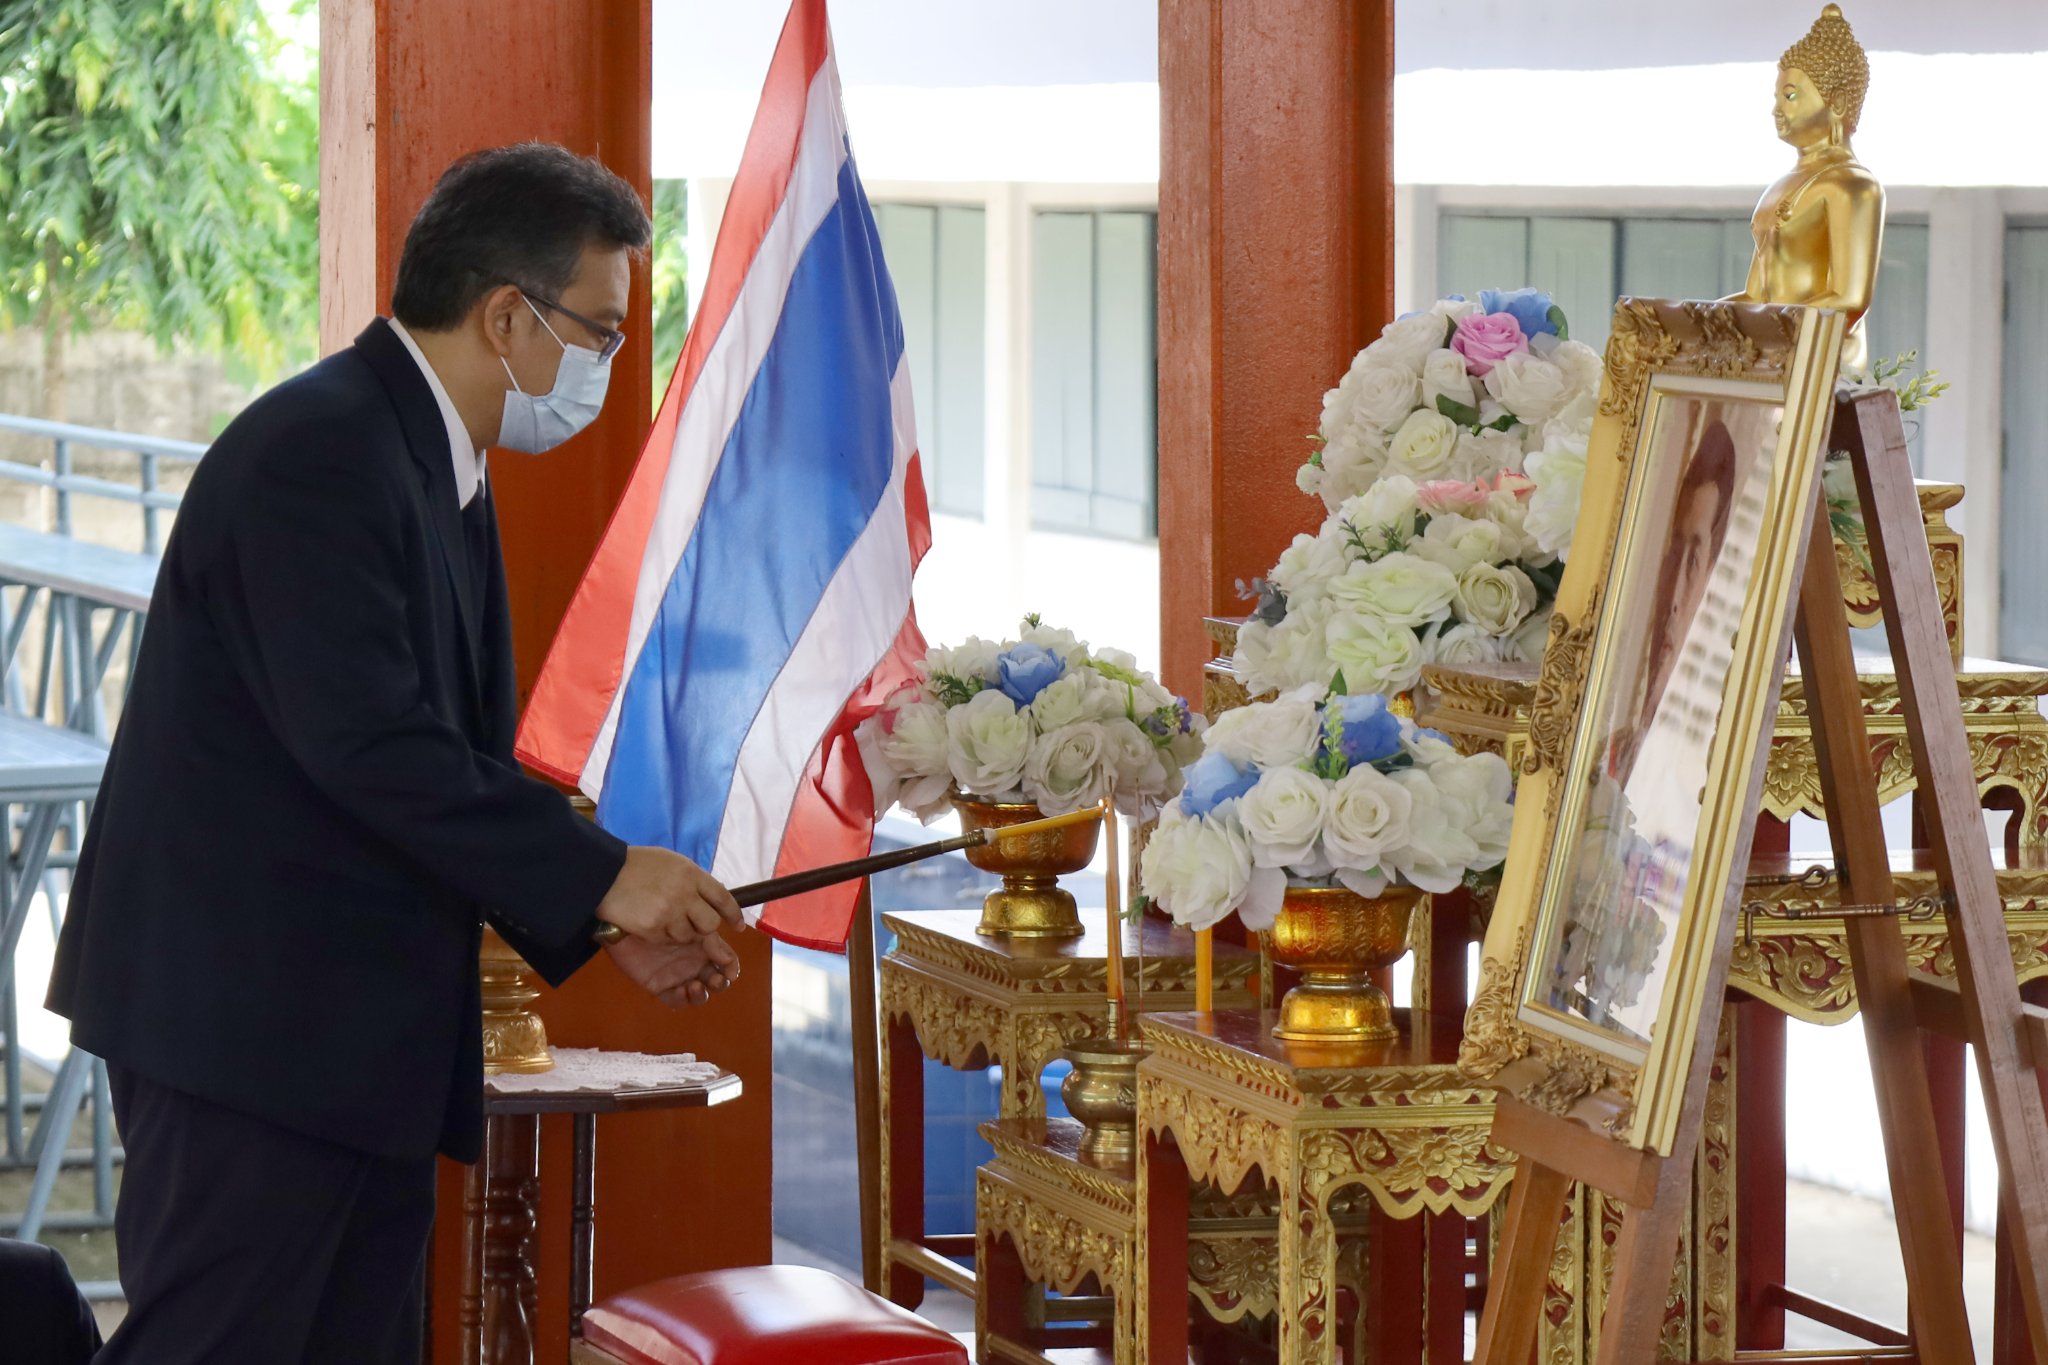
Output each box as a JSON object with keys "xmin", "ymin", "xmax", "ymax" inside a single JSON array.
[
  {"xmin": 318, "ymin": 5, "xmax": 774, "ymax": 1361},
  {"xmin": 1156, "ymin": 0, "xmax": 1396, "ymax": 700}
]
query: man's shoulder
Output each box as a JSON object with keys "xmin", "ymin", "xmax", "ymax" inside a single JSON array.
[
  {"xmin": 214, "ymin": 348, "xmax": 399, "ymax": 457},
  {"xmin": 191, "ymin": 346, "xmax": 416, "ymax": 506}
]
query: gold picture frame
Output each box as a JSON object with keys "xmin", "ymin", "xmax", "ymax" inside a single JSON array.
[{"xmin": 1459, "ymin": 299, "xmax": 1845, "ymax": 1156}]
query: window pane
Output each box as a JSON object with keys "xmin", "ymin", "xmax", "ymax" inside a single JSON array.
[
  {"xmin": 934, "ymin": 206, "xmax": 987, "ymax": 516},
  {"xmin": 874, "ymin": 202, "xmax": 987, "ymax": 518},
  {"xmin": 1438, "ymin": 215, "xmax": 1530, "ymax": 303},
  {"xmin": 1720, "ymin": 218, "xmax": 1757, "ymax": 298},
  {"xmin": 1528, "ymin": 218, "xmax": 1616, "ymax": 354},
  {"xmin": 1033, "ymin": 212, "xmax": 1097, "ymax": 515},
  {"xmin": 1620, "ymin": 220, "xmax": 1727, "ymax": 304},
  {"xmin": 1031, "ymin": 209, "xmax": 1159, "ymax": 539},
  {"xmin": 1090, "ymin": 212, "xmax": 1157, "ymax": 538},
  {"xmin": 2002, "ymin": 226, "xmax": 2048, "ymax": 664}
]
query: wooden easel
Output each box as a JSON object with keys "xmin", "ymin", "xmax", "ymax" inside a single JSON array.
[{"xmin": 1473, "ymin": 389, "xmax": 2048, "ymax": 1365}]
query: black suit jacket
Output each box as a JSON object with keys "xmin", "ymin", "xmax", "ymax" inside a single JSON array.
[{"xmin": 48, "ymin": 319, "xmax": 626, "ymax": 1162}]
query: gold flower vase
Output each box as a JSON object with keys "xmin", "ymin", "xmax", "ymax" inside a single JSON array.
[
  {"xmin": 1060, "ymin": 1033, "xmax": 1148, "ymax": 1162},
  {"xmin": 951, "ymin": 793, "xmax": 1100, "ymax": 938},
  {"xmin": 1261, "ymin": 882, "xmax": 1424, "ymax": 1044}
]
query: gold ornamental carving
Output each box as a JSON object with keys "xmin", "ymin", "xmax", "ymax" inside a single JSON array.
[
  {"xmin": 1693, "ymin": 1007, "xmax": 1739, "ymax": 1359},
  {"xmin": 1460, "ymin": 921, "xmax": 1532, "ymax": 1081},
  {"xmin": 1599, "ymin": 299, "xmax": 1681, "ymax": 420},
  {"xmin": 1187, "ymin": 1238, "xmax": 1279, "ymax": 1325},
  {"xmin": 1307, "ymin": 1123, "xmax": 1515, "ymax": 1221},
  {"xmin": 1523, "ymin": 609, "xmax": 1599, "ymax": 779},
  {"xmin": 1139, "ymin": 1071, "xmax": 1284, "ymax": 1200},
  {"xmin": 976, "ymin": 1176, "xmax": 1126, "ymax": 1300},
  {"xmin": 881, "ymin": 969, "xmax": 1002, "ymax": 1072}
]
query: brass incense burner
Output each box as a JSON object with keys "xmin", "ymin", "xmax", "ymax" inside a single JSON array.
[
  {"xmin": 479, "ymin": 927, "xmax": 552, "ymax": 1074},
  {"xmin": 952, "ymin": 794, "xmax": 1100, "ymax": 939},
  {"xmin": 1059, "ymin": 1003, "xmax": 1148, "ymax": 1162}
]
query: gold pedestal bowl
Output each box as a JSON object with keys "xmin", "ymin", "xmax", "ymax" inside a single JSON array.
[
  {"xmin": 1261, "ymin": 883, "xmax": 1423, "ymax": 1044},
  {"xmin": 951, "ymin": 794, "xmax": 1100, "ymax": 939}
]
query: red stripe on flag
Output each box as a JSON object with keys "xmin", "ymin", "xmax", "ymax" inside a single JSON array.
[
  {"xmin": 755, "ymin": 608, "xmax": 930, "ymax": 951},
  {"xmin": 756, "ymin": 450, "xmax": 931, "ymax": 951},
  {"xmin": 516, "ymin": 0, "xmax": 832, "ymax": 784}
]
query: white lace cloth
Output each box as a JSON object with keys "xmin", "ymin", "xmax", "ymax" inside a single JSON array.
[{"xmin": 486, "ymin": 1047, "xmax": 723, "ymax": 1094}]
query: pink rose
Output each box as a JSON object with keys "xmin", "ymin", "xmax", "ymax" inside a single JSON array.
[
  {"xmin": 1415, "ymin": 478, "xmax": 1492, "ymax": 515},
  {"xmin": 876, "ymin": 679, "xmax": 924, "ymax": 733},
  {"xmin": 1489, "ymin": 471, "xmax": 1536, "ymax": 499},
  {"xmin": 1451, "ymin": 311, "xmax": 1527, "ymax": 377}
]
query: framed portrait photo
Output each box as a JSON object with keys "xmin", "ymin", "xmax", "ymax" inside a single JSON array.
[{"xmin": 1460, "ymin": 299, "xmax": 1845, "ymax": 1156}]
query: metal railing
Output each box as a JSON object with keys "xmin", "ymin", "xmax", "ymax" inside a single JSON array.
[{"xmin": 0, "ymin": 414, "xmax": 203, "ymax": 554}]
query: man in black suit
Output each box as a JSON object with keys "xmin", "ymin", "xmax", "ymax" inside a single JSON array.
[{"xmin": 48, "ymin": 144, "xmax": 740, "ymax": 1363}]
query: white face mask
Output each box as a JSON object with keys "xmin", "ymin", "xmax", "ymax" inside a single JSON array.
[{"xmin": 496, "ymin": 296, "xmax": 612, "ymax": 453}]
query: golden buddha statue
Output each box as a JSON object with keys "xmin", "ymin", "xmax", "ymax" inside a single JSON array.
[{"xmin": 1726, "ymin": 4, "xmax": 1883, "ymax": 370}]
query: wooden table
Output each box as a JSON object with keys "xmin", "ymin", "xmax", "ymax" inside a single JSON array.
[
  {"xmin": 1137, "ymin": 1009, "xmax": 1513, "ymax": 1365},
  {"xmin": 878, "ymin": 909, "xmax": 1259, "ymax": 1307},
  {"xmin": 464, "ymin": 1059, "xmax": 742, "ymax": 1365}
]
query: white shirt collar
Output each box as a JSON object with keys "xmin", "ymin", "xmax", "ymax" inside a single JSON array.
[{"xmin": 389, "ymin": 319, "xmax": 485, "ymax": 508}]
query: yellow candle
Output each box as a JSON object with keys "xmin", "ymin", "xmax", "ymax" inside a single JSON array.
[
  {"xmin": 1102, "ymin": 798, "xmax": 1125, "ymax": 1011},
  {"xmin": 1196, "ymin": 928, "xmax": 1214, "ymax": 1013}
]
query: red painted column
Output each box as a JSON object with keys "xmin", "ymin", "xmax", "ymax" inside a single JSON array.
[
  {"xmin": 1156, "ymin": 0, "xmax": 1396, "ymax": 700},
  {"xmin": 319, "ymin": 6, "xmax": 773, "ymax": 1362}
]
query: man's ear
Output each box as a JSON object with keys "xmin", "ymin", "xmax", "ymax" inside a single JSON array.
[{"xmin": 478, "ymin": 284, "xmax": 527, "ymax": 357}]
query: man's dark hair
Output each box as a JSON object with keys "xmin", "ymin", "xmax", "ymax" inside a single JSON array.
[{"xmin": 391, "ymin": 142, "xmax": 651, "ymax": 330}]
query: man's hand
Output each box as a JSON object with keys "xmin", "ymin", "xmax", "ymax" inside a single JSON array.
[
  {"xmin": 605, "ymin": 930, "xmax": 740, "ymax": 1007},
  {"xmin": 597, "ymin": 846, "xmax": 742, "ymax": 944}
]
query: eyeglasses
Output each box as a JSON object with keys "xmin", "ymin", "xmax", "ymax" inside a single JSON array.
[
  {"xmin": 489, "ymin": 278, "xmax": 627, "ymax": 361},
  {"xmin": 523, "ymin": 291, "xmax": 627, "ymax": 362}
]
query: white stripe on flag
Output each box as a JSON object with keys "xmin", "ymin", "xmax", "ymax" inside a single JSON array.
[
  {"xmin": 712, "ymin": 358, "xmax": 919, "ymax": 898},
  {"xmin": 581, "ymin": 58, "xmax": 851, "ymax": 798}
]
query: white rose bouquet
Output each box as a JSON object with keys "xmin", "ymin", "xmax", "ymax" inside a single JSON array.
[
  {"xmin": 1138, "ymin": 688, "xmax": 1516, "ymax": 932},
  {"xmin": 1241, "ymin": 289, "xmax": 1600, "ymax": 698},
  {"xmin": 855, "ymin": 616, "xmax": 1204, "ymax": 823}
]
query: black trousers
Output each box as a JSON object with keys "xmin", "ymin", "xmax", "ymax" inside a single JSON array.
[{"xmin": 98, "ymin": 1064, "xmax": 434, "ymax": 1365}]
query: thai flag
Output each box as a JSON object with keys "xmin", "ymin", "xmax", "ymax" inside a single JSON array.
[{"xmin": 516, "ymin": 0, "xmax": 929, "ymax": 951}]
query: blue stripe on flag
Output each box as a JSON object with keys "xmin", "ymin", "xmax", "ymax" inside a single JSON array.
[{"xmin": 598, "ymin": 156, "xmax": 906, "ymax": 860}]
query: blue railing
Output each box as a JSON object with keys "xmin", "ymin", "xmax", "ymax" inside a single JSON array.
[{"xmin": 0, "ymin": 414, "xmax": 202, "ymax": 553}]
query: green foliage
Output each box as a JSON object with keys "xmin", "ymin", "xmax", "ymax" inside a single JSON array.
[
  {"xmin": 648, "ymin": 179, "xmax": 690, "ymax": 413},
  {"xmin": 0, "ymin": 0, "xmax": 318, "ymax": 380},
  {"xmin": 1827, "ymin": 350, "xmax": 1950, "ymax": 576},
  {"xmin": 928, "ymin": 672, "xmax": 983, "ymax": 707},
  {"xmin": 1847, "ymin": 350, "xmax": 1951, "ymax": 412}
]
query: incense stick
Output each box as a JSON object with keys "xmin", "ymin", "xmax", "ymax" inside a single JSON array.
[{"xmin": 592, "ymin": 803, "xmax": 1106, "ymax": 945}]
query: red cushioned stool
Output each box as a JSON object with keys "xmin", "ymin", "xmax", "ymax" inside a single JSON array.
[{"xmin": 575, "ymin": 1265, "xmax": 967, "ymax": 1365}]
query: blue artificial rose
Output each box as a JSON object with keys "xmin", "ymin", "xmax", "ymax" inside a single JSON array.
[
  {"xmin": 1180, "ymin": 752, "xmax": 1259, "ymax": 820},
  {"xmin": 1479, "ymin": 287, "xmax": 1558, "ymax": 339},
  {"xmin": 996, "ymin": 643, "xmax": 1066, "ymax": 708},
  {"xmin": 1321, "ymin": 693, "xmax": 1406, "ymax": 771}
]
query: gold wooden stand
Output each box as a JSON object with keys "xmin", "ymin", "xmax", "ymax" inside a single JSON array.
[{"xmin": 1471, "ymin": 391, "xmax": 2048, "ymax": 1365}]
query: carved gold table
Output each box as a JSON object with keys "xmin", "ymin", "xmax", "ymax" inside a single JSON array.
[
  {"xmin": 1137, "ymin": 1009, "xmax": 1513, "ymax": 1365},
  {"xmin": 879, "ymin": 910, "xmax": 1259, "ymax": 1309},
  {"xmin": 978, "ymin": 1115, "xmax": 1381, "ymax": 1365}
]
